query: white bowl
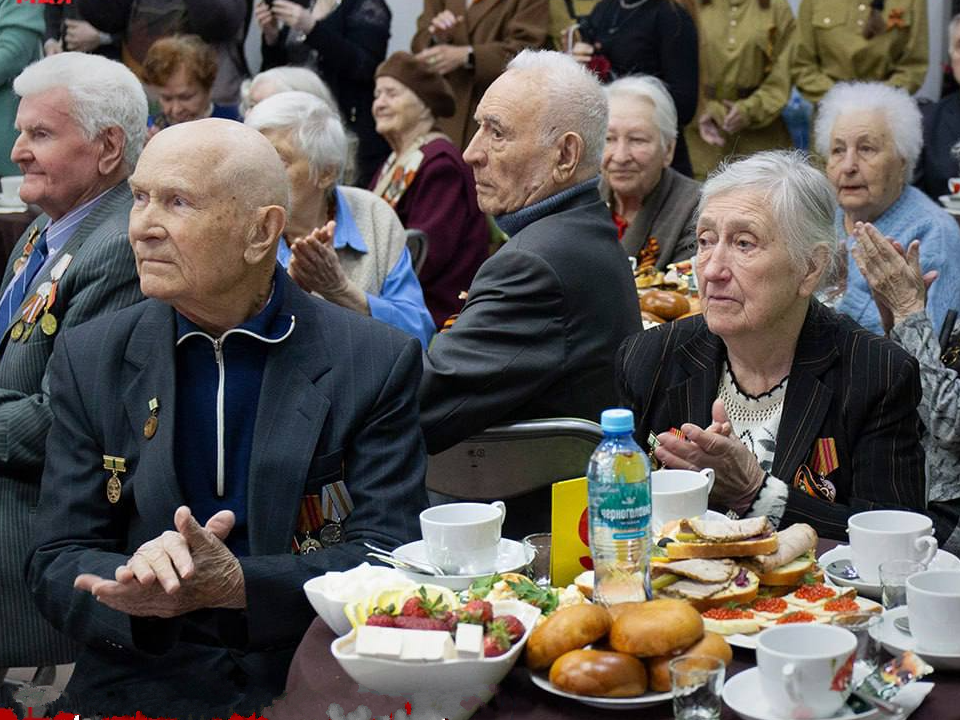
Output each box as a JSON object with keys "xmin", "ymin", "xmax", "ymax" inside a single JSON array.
[
  {"xmin": 303, "ymin": 564, "xmax": 415, "ymax": 636},
  {"xmin": 331, "ymin": 599, "xmax": 541, "ymax": 720}
]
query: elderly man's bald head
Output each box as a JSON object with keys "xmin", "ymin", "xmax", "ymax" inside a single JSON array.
[
  {"xmin": 145, "ymin": 119, "xmax": 291, "ymax": 214},
  {"xmin": 128, "ymin": 118, "xmax": 290, "ymax": 335}
]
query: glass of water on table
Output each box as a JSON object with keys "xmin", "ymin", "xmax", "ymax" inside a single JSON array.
[
  {"xmin": 669, "ymin": 655, "xmax": 725, "ymax": 720},
  {"xmin": 879, "ymin": 559, "xmax": 927, "ymax": 609}
]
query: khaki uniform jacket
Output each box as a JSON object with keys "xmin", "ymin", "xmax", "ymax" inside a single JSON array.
[
  {"xmin": 686, "ymin": 0, "xmax": 796, "ymax": 179},
  {"xmin": 412, "ymin": 0, "xmax": 549, "ymax": 150},
  {"xmin": 793, "ymin": 0, "xmax": 928, "ymax": 103}
]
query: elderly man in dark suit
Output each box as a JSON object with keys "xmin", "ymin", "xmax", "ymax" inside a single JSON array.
[
  {"xmin": 418, "ymin": 50, "xmax": 641, "ymax": 532},
  {"xmin": 26, "ymin": 119, "xmax": 428, "ymax": 717},
  {"xmin": 0, "ymin": 52, "xmax": 145, "ymax": 695}
]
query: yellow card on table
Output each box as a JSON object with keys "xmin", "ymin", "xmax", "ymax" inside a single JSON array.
[{"xmin": 550, "ymin": 477, "xmax": 593, "ymax": 587}]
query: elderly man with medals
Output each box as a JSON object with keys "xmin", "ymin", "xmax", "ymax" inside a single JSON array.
[
  {"xmin": 26, "ymin": 118, "xmax": 427, "ymax": 718},
  {"xmin": 0, "ymin": 52, "xmax": 145, "ymax": 699}
]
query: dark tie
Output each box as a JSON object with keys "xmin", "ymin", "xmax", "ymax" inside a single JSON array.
[{"xmin": 0, "ymin": 229, "xmax": 49, "ymax": 330}]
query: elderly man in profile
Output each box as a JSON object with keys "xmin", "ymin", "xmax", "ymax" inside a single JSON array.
[
  {"xmin": 26, "ymin": 119, "xmax": 427, "ymax": 717},
  {"xmin": 1, "ymin": 52, "xmax": 145, "ymax": 692},
  {"xmin": 418, "ymin": 50, "xmax": 641, "ymax": 531}
]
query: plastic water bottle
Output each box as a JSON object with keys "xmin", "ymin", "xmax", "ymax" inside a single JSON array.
[{"xmin": 587, "ymin": 408, "xmax": 652, "ymax": 606}]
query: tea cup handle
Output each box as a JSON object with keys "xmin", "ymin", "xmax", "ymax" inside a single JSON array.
[
  {"xmin": 782, "ymin": 663, "xmax": 805, "ymax": 711},
  {"xmin": 700, "ymin": 468, "xmax": 715, "ymax": 495},
  {"xmin": 915, "ymin": 535, "xmax": 938, "ymax": 567},
  {"xmin": 491, "ymin": 500, "xmax": 506, "ymax": 528}
]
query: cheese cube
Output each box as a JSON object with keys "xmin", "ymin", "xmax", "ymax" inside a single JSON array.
[
  {"xmin": 355, "ymin": 625, "xmax": 403, "ymax": 659},
  {"xmin": 455, "ymin": 622, "xmax": 484, "ymax": 659},
  {"xmin": 399, "ymin": 629, "xmax": 456, "ymax": 661}
]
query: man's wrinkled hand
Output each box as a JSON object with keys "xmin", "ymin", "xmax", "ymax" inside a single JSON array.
[{"xmin": 74, "ymin": 506, "xmax": 246, "ymax": 618}]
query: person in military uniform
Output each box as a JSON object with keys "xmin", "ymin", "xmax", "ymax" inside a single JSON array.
[
  {"xmin": 793, "ymin": 0, "xmax": 928, "ymax": 104},
  {"xmin": 685, "ymin": 0, "xmax": 797, "ymax": 180}
]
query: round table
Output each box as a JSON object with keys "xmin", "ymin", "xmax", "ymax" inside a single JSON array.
[{"xmin": 264, "ymin": 539, "xmax": 960, "ymax": 720}]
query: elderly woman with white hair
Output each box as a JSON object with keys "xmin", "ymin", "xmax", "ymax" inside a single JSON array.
[
  {"xmin": 601, "ymin": 75, "xmax": 699, "ymax": 270},
  {"xmin": 241, "ymin": 65, "xmax": 336, "ymax": 115},
  {"xmin": 618, "ymin": 150, "xmax": 925, "ymax": 539},
  {"xmin": 245, "ymin": 91, "xmax": 434, "ymax": 347},
  {"xmin": 817, "ymin": 81, "xmax": 960, "ymax": 337}
]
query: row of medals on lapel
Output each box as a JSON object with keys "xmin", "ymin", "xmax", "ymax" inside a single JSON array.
[{"xmin": 11, "ymin": 227, "xmax": 62, "ymax": 343}]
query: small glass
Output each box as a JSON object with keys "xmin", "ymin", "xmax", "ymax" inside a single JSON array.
[
  {"xmin": 831, "ymin": 612, "xmax": 883, "ymax": 685},
  {"xmin": 669, "ymin": 655, "xmax": 725, "ymax": 720},
  {"xmin": 879, "ymin": 559, "xmax": 927, "ymax": 609},
  {"xmin": 522, "ymin": 532, "xmax": 552, "ymax": 587}
]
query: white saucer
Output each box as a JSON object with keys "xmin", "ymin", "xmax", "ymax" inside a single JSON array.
[
  {"xmin": 939, "ymin": 194, "xmax": 960, "ymax": 210},
  {"xmin": 0, "ymin": 194, "xmax": 23, "ymax": 208},
  {"xmin": 723, "ymin": 667, "xmax": 877, "ymax": 720},
  {"xmin": 529, "ymin": 670, "xmax": 672, "ymax": 709},
  {"xmin": 392, "ymin": 538, "xmax": 531, "ymax": 591},
  {"xmin": 818, "ymin": 545, "xmax": 960, "ymax": 600},
  {"xmin": 879, "ymin": 605, "xmax": 960, "ymax": 671}
]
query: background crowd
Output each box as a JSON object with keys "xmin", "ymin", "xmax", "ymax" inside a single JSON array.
[{"xmin": 2, "ymin": 0, "xmax": 960, "ymax": 716}]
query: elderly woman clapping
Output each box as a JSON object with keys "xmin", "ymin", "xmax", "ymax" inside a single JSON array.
[
  {"xmin": 245, "ymin": 91, "xmax": 434, "ymax": 347},
  {"xmin": 618, "ymin": 150, "xmax": 925, "ymax": 539},
  {"xmin": 369, "ymin": 52, "xmax": 488, "ymax": 329},
  {"xmin": 817, "ymin": 81, "xmax": 960, "ymax": 337},
  {"xmin": 602, "ymin": 75, "xmax": 699, "ymax": 270},
  {"xmin": 852, "ymin": 222, "xmax": 960, "ymax": 508}
]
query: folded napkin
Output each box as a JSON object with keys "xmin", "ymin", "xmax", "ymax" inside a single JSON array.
[{"xmin": 895, "ymin": 681, "xmax": 934, "ymax": 718}]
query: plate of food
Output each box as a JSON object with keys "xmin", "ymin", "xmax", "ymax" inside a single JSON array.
[
  {"xmin": 526, "ymin": 598, "xmax": 733, "ymax": 709},
  {"xmin": 648, "ymin": 517, "xmax": 879, "ymax": 649}
]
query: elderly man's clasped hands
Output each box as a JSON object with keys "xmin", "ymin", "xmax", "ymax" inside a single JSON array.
[
  {"xmin": 654, "ymin": 399, "xmax": 767, "ymax": 513},
  {"xmin": 74, "ymin": 506, "xmax": 245, "ymax": 618}
]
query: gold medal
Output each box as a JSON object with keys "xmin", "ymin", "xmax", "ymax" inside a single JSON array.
[
  {"xmin": 40, "ymin": 312, "xmax": 57, "ymax": 336},
  {"xmin": 103, "ymin": 455, "xmax": 126, "ymax": 505},
  {"xmin": 20, "ymin": 322, "xmax": 35, "ymax": 343},
  {"xmin": 10, "ymin": 321, "xmax": 23, "ymax": 341},
  {"xmin": 106, "ymin": 474, "xmax": 122, "ymax": 504},
  {"xmin": 144, "ymin": 397, "xmax": 160, "ymax": 439},
  {"xmin": 299, "ymin": 537, "xmax": 322, "ymax": 554},
  {"xmin": 143, "ymin": 415, "xmax": 158, "ymax": 439}
]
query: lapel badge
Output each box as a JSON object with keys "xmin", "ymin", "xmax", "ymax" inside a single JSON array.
[
  {"xmin": 143, "ymin": 397, "xmax": 160, "ymax": 439},
  {"xmin": 103, "ymin": 454, "xmax": 127, "ymax": 504}
]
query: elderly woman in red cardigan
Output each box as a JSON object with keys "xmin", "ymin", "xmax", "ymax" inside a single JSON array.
[{"xmin": 369, "ymin": 51, "xmax": 489, "ymax": 329}]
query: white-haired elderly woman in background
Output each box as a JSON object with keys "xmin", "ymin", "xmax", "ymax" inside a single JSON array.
[
  {"xmin": 240, "ymin": 65, "xmax": 336, "ymax": 116},
  {"xmin": 618, "ymin": 150, "xmax": 925, "ymax": 540},
  {"xmin": 245, "ymin": 91, "xmax": 434, "ymax": 347},
  {"xmin": 601, "ymin": 75, "xmax": 699, "ymax": 271},
  {"xmin": 817, "ymin": 81, "xmax": 960, "ymax": 337}
]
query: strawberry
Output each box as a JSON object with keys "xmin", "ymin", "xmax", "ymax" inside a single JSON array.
[
  {"xmin": 493, "ymin": 614, "xmax": 525, "ymax": 642},
  {"xmin": 394, "ymin": 615, "xmax": 450, "ymax": 631},
  {"xmin": 400, "ymin": 586, "xmax": 449, "ymax": 618},
  {"xmin": 483, "ymin": 620, "xmax": 513, "ymax": 657},
  {"xmin": 365, "ymin": 613, "xmax": 396, "ymax": 628},
  {"xmin": 458, "ymin": 599, "xmax": 493, "ymax": 625}
]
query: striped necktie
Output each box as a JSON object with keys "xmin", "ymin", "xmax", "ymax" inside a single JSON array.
[{"xmin": 0, "ymin": 229, "xmax": 49, "ymax": 331}]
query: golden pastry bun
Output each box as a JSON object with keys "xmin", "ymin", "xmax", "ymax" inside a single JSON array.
[
  {"xmin": 640, "ymin": 291, "xmax": 690, "ymax": 321},
  {"xmin": 526, "ymin": 604, "xmax": 612, "ymax": 670},
  {"xmin": 550, "ymin": 649, "xmax": 648, "ymax": 697},
  {"xmin": 609, "ymin": 599, "xmax": 703, "ymax": 657}
]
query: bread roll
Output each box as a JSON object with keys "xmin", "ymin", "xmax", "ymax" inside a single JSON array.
[
  {"xmin": 646, "ymin": 632, "xmax": 733, "ymax": 692},
  {"xmin": 607, "ymin": 601, "xmax": 647, "ymax": 623},
  {"xmin": 609, "ymin": 598, "xmax": 703, "ymax": 657},
  {"xmin": 640, "ymin": 291, "xmax": 690, "ymax": 320},
  {"xmin": 526, "ymin": 604, "xmax": 612, "ymax": 670},
  {"xmin": 550, "ymin": 649, "xmax": 648, "ymax": 697},
  {"xmin": 641, "ymin": 311, "xmax": 665, "ymax": 324}
]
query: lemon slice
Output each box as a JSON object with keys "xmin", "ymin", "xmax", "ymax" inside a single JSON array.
[
  {"xmin": 396, "ymin": 584, "xmax": 460, "ymax": 612},
  {"xmin": 372, "ymin": 588, "xmax": 408, "ymax": 614},
  {"xmin": 343, "ymin": 602, "xmax": 368, "ymax": 629}
]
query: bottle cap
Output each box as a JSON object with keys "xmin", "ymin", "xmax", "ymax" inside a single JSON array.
[{"xmin": 600, "ymin": 408, "xmax": 634, "ymax": 433}]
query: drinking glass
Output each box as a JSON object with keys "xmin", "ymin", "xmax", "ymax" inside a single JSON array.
[
  {"xmin": 831, "ymin": 612, "xmax": 883, "ymax": 684},
  {"xmin": 879, "ymin": 559, "xmax": 927, "ymax": 609},
  {"xmin": 522, "ymin": 532, "xmax": 552, "ymax": 587},
  {"xmin": 669, "ymin": 655, "xmax": 725, "ymax": 720}
]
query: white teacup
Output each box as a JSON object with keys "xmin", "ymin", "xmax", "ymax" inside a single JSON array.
[
  {"xmin": 419, "ymin": 501, "xmax": 506, "ymax": 575},
  {"xmin": 906, "ymin": 570, "xmax": 960, "ymax": 654},
  {"xmin": 756, "ymin": 624, "xmax": 857, "ymax": 719},
  {"xmin": 847, "ymin": 511, "xmax": 937, "ymax": 584},
  {"xmin": 0, "ymin": 175, "xmax": 23, "ymax": 204},
  {"xmin": 650, "ymin": 468, "xmax": 714, "ymax": 533}
]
